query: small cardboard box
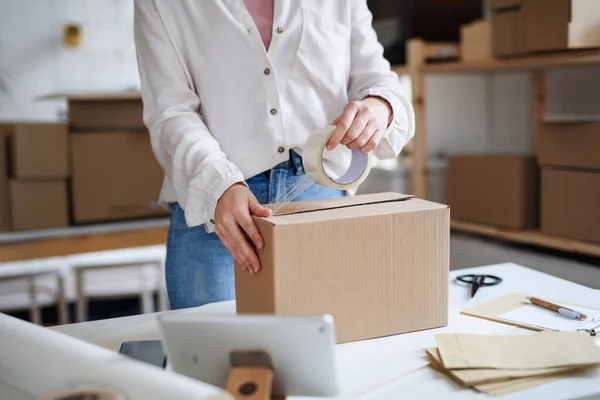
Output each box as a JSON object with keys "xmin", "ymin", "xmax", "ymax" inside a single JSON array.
[
  {"xmin": 71, "ymin": 131, "xmax": 168, "ymax": 223},
  {"xmin": 538, "ymin": 122, "xmax": 600, "ymax": 170},
  {"xmin": 235, "ymin": 192, "xmax": 450, "ymax": 344},
  {"xmin": 460, "ymin": 20, "xmax": 492, "ymax": 62},
  {"xmin": 541, "ymin": 168, "xmax": 600, "ymax": 243},
  {"xmin": 3, "ymin": 123, "xmax": 69, "ymax": 179},
  {"xmin": 446, "ymin": 155, "xmax": 539, "ymax": 229},
  {"xmin": 0, "ymin": 134, "xmax": 9, "ymax": 231},
  {"xmin": 490, "ymin": 0, "xmax": 600, "ymax": 57},
  {"xmin": 10, "ymin": 180, "xmax": 69, "ymax": 231},
  {"xmin": 40, "ymin": 92, "xmax": 144, "ymax": 131}
]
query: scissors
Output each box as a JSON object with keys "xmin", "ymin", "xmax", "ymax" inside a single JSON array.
[{"xmin": 456, "ymin": 274, "xmax": 502, "ymax": 298}]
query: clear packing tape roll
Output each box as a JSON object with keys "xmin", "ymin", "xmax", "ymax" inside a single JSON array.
[{"xmin": 270, "ymin": 125, "xmax": 373, "ymax": 214}]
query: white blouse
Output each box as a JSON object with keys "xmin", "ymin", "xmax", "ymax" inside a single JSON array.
[{"xmin": 133, "ymin": 0, "xmax": 415, "ymax": 231}]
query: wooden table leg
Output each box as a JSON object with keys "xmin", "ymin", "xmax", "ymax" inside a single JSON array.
[
  {"xmin": 226, "ymin": 366, "xmax": 274, "ymax": 400},
  {"xmin": 28, "ymin": 277, "xmax": 41, "ymax": 325},
  {"xmin": 56, "ymin": 273, "xmax": 69, "ymax": 325}
]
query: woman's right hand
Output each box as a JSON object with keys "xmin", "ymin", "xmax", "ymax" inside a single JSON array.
[{"xmin": 215, "ymin": 183, "xmax": 272, "ymax": 273}]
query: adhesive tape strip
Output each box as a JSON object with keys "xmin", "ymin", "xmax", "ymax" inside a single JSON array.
[{"xmin": 303, "ymin": 125, "xmax": 373, "ymax": 190}]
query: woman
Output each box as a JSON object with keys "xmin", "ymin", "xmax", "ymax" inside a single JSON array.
[{"xmin": 133, "ymin": 0, "xmax": 415, "ymax": 309}]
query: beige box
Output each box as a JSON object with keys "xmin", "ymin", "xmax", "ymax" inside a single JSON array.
[
  {"xmin": 41, "ymin": 92, "xmax": 144, "ymax": 131},
  {"xmin": 541, "ymin": 168, "xmax": 600, "ymax": 244},
  {"xmin": 461, "ymin": 20, "xmax": 492, "ymax": 62},
  {"xmin": 71, "ymin": 131, "xmax": 168, "ymax": 223},
  {"xmin": 235, "ymin": 192, "xmax": 450, "ymax": 344},
  {"xmin": 10, "ymin": 180, "xmax": 69, "ymax": 231},
  {"xmin": 490, "ymin": 0, "xmax": 600, "ymax": 57},
  {"xmin": 538, "ymin": 122, "xmax": 600, "ymax": 170},
  {"xmin": 446, "ymin": 155, "xmax": 539, "ymax": 229},
  {"xmin": 3, "ymin": 123, "xmax": 69, "ymax": 179}
]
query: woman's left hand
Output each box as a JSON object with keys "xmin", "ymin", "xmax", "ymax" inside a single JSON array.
[{"xmin": 327, "ymin": 96, "xmax": 392, "ymax": 154}]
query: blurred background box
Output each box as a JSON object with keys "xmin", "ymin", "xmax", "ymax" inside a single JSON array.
[
  {"xmin": 447, "ymin": 155, "xmax": 539, "ymax": 229},
  {"xmin": 460, "ymin": 20, "xmax": 492, "ymax": 62},
  {"xmin": 537, "ymin": 122, "xmax": 600, "ymax": 170},
  {"xmin": 41, "ymin": 92, "xmax": 144, "ymax": 131},
  {"xmin": 71, "ymin": 131, "xmax": 168, "ymax": 223},
  {"xmin": 4, "ymin": 123, "xmax": 69, "ymax": 179},
  {"xmin": 541, "ymin": 168, "xmax": 600, "ymax": 243},
  {"xmin": 9, "ymin": 180, "xmax": 69, "ymax": 231},
  {"xmin": 490, "ymin": 0, "xmax": 600, "ymax": 57}
]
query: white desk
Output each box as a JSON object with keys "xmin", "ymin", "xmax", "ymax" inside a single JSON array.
[{"xmin": 50, "ymin": 263, "xmax": 600, "ymax": 400}]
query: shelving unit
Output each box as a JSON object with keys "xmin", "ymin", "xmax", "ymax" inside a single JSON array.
[{"xmin": 393, "ymin": 39, "xmax": 600, "ymax": 257}]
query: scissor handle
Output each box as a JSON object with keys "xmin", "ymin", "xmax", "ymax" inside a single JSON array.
[{"xmin": 456, "ymin": 274, "xmax": 502, "ymax": 287}]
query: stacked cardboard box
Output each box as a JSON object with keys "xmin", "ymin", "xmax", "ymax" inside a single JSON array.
[
  {"xmin": 489, "ymin": 0, "xmax": 600, "ymax": 58},
  {"xmin": 0, "ymin": 123, "xmax": 69, "ymax": 231},
  {"xmin": 538, "ymin": 122, "xmax": 600, "ymax": 244},
  {"xmin": 446, "ymin": 155, "xmax": 539, "ymax": 229},
  {"xmin": 45, "ymin": 92, "xmax": 168, "ymax": 224}
]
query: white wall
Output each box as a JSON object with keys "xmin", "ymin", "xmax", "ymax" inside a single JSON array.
[{"xmin": 0, "ymin": 0, "xmax": 139, "ymax": 122}]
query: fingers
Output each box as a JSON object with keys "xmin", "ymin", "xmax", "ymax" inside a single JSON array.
[
  {"xmin": 249, "ymin": 196, "xmax": 272, "ymax": 218},
  {"xmin": 327, "ymin": 102, "xmax": 359, "ymax": 150},
  {"xmin": 217, "ymin": 214, "xmax": 261, "ymax": 273},
  {"xmin": 345, "ymin": 116, "xmax": 375, "ymax": 149},
  {"xmin": 234, "ymin": 205, "xmax": 264, "ymax": 250},
  {"xmin": 359, "ymin": 128, "xmax": 383, "ymax": 153}
]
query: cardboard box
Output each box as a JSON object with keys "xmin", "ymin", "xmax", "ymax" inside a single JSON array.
[
  {"xmin": 490, "ymin": 0, "xmax": 600, "ymax": 57},
  {"xmin": 3, "ymin": 123, "xmax": 69, "ymax": 179},
  {"xmin": 538, "ymin": 122, "xmax": 600, "ymax": 170},
  {"xmin": 41, "ymin": 92, "xmax": 144, "ymax": 131},
  {"xmin": 10, "ymin": 180, "xmax": 69, "ymax": 231},
  {"xmin": 0, "ymin": 134, "xmax": 9, "ymax": 231},
  {"xmin": 461, "ymin": 20, "xmax": 492, "ymax": 62},
  {"xmin": 446, "ymin": 155, "xmax": 539, "ymax": 229},
  {"xmin": 71, "ymin": 131, "xmax": 168, "ymax": 223},
  {"xmin": 541, "ymin": 168, "xmax": 600, "ymax": 243},
  {"xmin": 235, "ymin": 192, "xmax": 450, "ymax": 344}
]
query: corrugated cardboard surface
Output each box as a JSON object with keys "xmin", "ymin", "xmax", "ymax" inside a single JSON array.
[
  {"xmin": 541, "ymin": 168, "xmax": 600, "ymax": 243},
  {"xmin": 538, "ymin": 122, "xmax": 600, "ymax": 170},
  {"xmin": 71, "ymin": 131, "xmax": 167, "ymax": 223},
  {"xmin": 8, "ymin": 123, "xmax": 69, "ymax": 179},
  {"xmin": 10, "ymin": 180, "xmax": 69, "ymax": 231},
  {"xmin": 235, "ymin": 193, "xmax": 450, "ymax": 344},
  {"xmin": 0, "ymin": 135, "xmax": 9, "ymax": 231},
  {"xmin": 446, "ymin": 155, "xmax": 539, "ymax": 229},
  {"xmin": 461, "ymin": 20, "xmax": 492, "ymax": 62}
]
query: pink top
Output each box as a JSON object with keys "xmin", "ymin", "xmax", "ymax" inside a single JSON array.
[{"xmin": 243, "ymin": 0, "xmax": 274, "ymax": 50}]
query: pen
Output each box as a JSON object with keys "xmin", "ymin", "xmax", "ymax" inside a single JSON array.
[{"xmin": 527, "ymin": 297, "xmax": 588, "ymax": 320}]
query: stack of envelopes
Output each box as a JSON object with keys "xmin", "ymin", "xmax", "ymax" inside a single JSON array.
[{"xmin": 427, "ymin": 332, "xmax": 600, "ymax": 396}]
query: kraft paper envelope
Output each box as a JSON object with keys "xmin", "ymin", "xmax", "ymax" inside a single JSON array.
[
  {"xmin": 425, "ymin": 348, "xmax": 587, "ymax": 385},
  {"xmin": 426, "ymin": 349, "xmax": 588, "ymax": 396},
  {"xmin": 436, "ymin": 332, "xmax": 600, "ymax": 370},
  {"xmin": 461, "ymin": 293, "xmax": 600, "ymax": 332}
]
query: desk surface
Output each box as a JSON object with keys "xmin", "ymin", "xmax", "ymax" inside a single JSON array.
[{"xmin": 51, "ymin": 263, "xmax": 600, "ymax": 400}]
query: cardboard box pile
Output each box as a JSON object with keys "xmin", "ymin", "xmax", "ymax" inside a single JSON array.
[
  {"xmin": 235, "ymin": 192, "xmax": 450, "ymax": 344},
  {"xmin": 489, "ymin": 0, "xmax": 600, "ymax": 58},
  {"xmin": 46, "ymin": 92, "xmax": 168, "ymax": 224},
  {"xmin": 538, "ymin": 122, "xmax": 600, "ymax": 243},
  {"xmin": 0, "ymin": 123, "xmax": 69, "ymax": 231},
  {"xmin": 428, "ymin": 332, "xmax": 600, "ymax": 396},
  {"xmin": 446, "ymin": 155, "xmax": 539, "ymax": 229}
]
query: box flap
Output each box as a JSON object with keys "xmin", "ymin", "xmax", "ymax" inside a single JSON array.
[
  {"xmin": 36, "ymin": 91, "xmax": 141, "ymax": 102},
  {"xmin": 269, "ymin": 192, "xmax": 413, "ymax": 216}
]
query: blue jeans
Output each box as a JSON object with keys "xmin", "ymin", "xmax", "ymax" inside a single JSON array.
[{"xmin": 165, "ymin": 151, "xmax": 344, "ymax": 309}]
